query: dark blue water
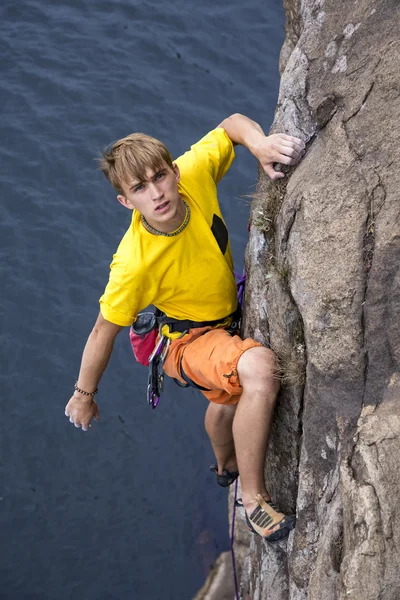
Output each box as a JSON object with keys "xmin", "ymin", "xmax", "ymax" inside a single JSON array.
[{"xmin": 0, "ymin": 1, "xmax": 284, "ymax": 598}]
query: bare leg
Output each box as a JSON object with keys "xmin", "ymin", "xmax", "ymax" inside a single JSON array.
[
  {"xmin": 205, "ymin": 403, "xmax": 238, "ymax": 474},
  {"xmin": 233, "ymin": 346, "xmax": 280, "ymax": 515}
]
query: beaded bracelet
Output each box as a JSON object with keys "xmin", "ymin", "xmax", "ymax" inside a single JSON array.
[{"xmin": 74, "ymin": 382, "xmax": 98, "ymax": 397}]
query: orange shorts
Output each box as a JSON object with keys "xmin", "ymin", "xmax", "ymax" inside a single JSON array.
[{"xmin": 163, "ymin": 327, "xmax": 262, "ymax": 405}]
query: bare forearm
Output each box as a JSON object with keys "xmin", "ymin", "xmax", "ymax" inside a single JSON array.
[
  {"xmin": 218, "ymin": 113, "xmax": 305, "ymax": 181},
  {"xmin": 75, "ymin": 329, "xmax": 115, "ymax": 392},
  {"xmin": 75, "ymin": 314, "xmax": 123, "ymax": 395},
  {"xmin": 65, "ymin": 315, "xmax": 123, "ymax": 431},
  {"xmin": 218, "ymin": 113, "xmax": 265, "ymax": 153}
]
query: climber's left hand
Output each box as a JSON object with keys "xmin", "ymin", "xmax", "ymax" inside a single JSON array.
[{"xmin": 255, "ymin": 134, "xmax": 305, "ymax": 181}]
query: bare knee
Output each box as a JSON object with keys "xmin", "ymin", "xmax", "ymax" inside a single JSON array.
[
  {"xmin": 205, "ymin": 402, "xmax": 237, "ymax": 428},
  {"xmin": 237, "ymin": 346, "xmax": 280, "ymax": 395}
]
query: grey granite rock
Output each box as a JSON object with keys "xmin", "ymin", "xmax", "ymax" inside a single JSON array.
[
  {"xmin": 239, "ymin": 0, "xmax": 400, "ymax": 598},
  {"xmin": 192, "ymin": 551, "xmax": 236, "ymax": 600}
]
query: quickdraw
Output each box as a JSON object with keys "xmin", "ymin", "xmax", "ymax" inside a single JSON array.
[{"xmin": 147, "ymin": 335, "xmax": 170, "ymax": 409}]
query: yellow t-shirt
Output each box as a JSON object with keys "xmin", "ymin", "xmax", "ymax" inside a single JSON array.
[{"xmin": 99, "ymin": 127, "xmax": 238, "ymax": 330}]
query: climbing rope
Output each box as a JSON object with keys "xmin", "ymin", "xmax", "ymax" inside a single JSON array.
[
  {"xmin": 229, "ymin": 268, "xmax": 246, "ymax": 600},
  {"xmin": 231, "ymin": 477, "xmax": 239, "ymax": 600},
  {"xmin": 235, "ymin": 269, "xmax": 246, "ymax": 308}
]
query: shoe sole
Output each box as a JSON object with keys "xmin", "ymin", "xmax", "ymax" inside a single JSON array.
[
  {"xmin": 209, "ymin": 464, "xmax": 239, "ymax": 487},
  {"xmin": 246, "ymin": 513, "xmax": 296, "ymax": 542}
]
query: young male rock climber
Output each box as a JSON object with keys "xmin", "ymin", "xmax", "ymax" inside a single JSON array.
[{"xmin": 64, "ymin": 113, "xmax": 305, "ymax": 541}]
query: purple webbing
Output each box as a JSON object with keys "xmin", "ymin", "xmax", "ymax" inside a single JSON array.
[
  {"xmin": 230, "ymin": 269, "xmax": 245, "ymax": 597},
  {"xmin": 235, "ymin": 268, "xmax": 246, "ymax": 308},
  {"xmin": 231, "ymin": 478, "xmax": 239, "ymax": 600}
]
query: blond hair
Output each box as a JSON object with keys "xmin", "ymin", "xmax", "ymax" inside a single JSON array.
[{"xmin": 98, "ymin": 133, "xmax": 173, "ymax": 194}]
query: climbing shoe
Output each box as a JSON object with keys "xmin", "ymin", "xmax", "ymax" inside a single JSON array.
[
  {"xmin": 209, "ymin": 464, "xmax": 239, "ymax": 487},
  {"xmin": 237, "ymin": 494, "xmax": 296, "ymax": 542}
]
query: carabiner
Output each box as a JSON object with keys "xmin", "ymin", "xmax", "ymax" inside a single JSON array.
[
  {"xmin": 148, "ymin": 334, "xmax": 166, "ymax": 364},
  {"xmin": 160, "ymin": 337, "xmax": 171, "ymax": 363}
]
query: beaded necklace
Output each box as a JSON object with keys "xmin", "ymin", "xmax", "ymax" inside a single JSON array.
[{"xmin": 141, "ymin": 200, "xmax": 190, "ymax": 237}]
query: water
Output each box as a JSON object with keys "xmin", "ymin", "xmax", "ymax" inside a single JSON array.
[{"xmin": 0, "ymin": 1, "xmax": 284, "ymax": 598}]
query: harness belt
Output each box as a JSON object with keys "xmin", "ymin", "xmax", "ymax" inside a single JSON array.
[
  {"xmin": 170, "ymin": 304, "xmax": 241, "ymax": 392},
  {"xmin": 177, "ymin": 364, "xmax": 211, "ymax": 391},
  {"xmin": 158, "ymin": 304, "xmax": 242, "ymax": 334},
  {"xmin": 144, "ymin": 304, "xmax": 242, "ymax": 408}
]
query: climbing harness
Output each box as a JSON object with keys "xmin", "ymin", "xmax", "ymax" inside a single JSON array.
[
  {"xmin": 144, "ymin": 304, "xmax": 241, "ymax": 408},
  {"xmin": 130, "ymin": 301, "xmax": 243, "ymax": 409},
  {"xmin": 130, "ymin": 268, "xmax": 246, "ymax": 412}
]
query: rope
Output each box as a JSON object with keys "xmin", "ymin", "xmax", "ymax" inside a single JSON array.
[
  {"xmin": 234, "ymin": 269, "xmax": 246, "ymax": 308},
  {"xmin": 230, "ymin": 478, "xmax": 239, "ymax": 600},
  {"xmin": 230, "ymin": 268, "xmax": 245, "ymax": 598}
]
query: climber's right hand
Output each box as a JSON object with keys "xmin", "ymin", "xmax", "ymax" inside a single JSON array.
[{"xmin": 65, "ymin": 392, "xmax": 100, "ymax": 432}]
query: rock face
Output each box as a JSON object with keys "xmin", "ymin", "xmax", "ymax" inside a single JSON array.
[
  {"xmin": 193, "ymin": 552, "xmax": 236, "ymax": 600},
  {"xmin": 240, "ymin": 0, "xmax": 400, "ymax": 598}
]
